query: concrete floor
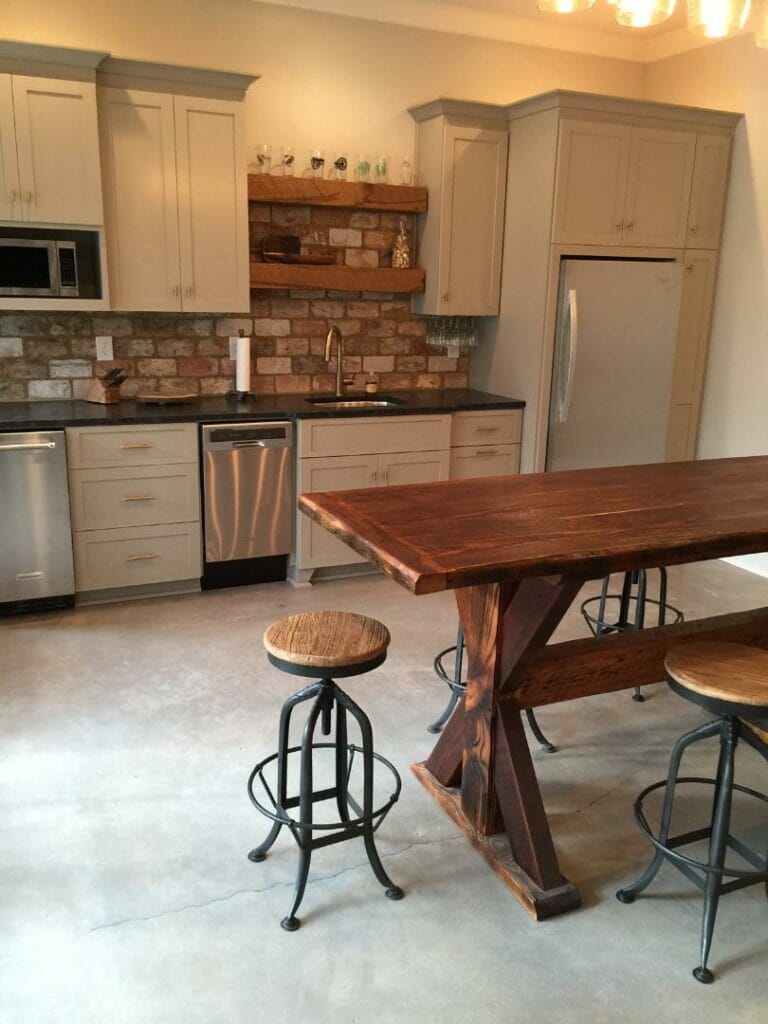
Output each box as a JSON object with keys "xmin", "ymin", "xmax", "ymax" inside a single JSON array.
[{"xmin": 1, "ymin": 560, "xmax": 767, "ymax": 1023}]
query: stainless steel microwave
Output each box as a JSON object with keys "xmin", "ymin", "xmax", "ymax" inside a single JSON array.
[{"xmin": 0, "ymin": 238, "xmax": 79, "ymax": 297}]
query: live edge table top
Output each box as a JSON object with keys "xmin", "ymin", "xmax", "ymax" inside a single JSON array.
[{"xmin": 298, "ymin": 456, "xmax": 768, "ymax": 595}]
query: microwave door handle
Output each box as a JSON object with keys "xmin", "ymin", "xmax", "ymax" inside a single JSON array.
[
  {"xmin": 558, "ymin": 288, "xmax": 578, "ymax": 424},
  {"xmin": 47, "ymin": 241, "xmax": 60, "ymax": 295}
]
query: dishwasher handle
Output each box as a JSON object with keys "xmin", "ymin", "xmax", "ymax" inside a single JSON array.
[{"xmin": 0, "ymin": 441, "xmax": 57, "ymax": 452}]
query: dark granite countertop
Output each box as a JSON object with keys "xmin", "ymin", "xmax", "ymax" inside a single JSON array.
[{"xmin": 0, "ymin": 389, "xmax": 524, "ymax": 431}]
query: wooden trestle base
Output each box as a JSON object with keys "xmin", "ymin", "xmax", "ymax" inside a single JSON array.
[{"xmin": 411, "ymin": 761, "xmax": 581, "ymax": 920}]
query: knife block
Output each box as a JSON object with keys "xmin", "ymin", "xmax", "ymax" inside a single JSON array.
[{"xmin": 85, "ymin": 379, "xmax": 121, "ymax": 404}]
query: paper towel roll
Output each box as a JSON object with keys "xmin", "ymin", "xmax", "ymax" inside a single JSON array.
[{"xmin": 234, "ymin": 336, "xmax": 251, "ymax": 393}]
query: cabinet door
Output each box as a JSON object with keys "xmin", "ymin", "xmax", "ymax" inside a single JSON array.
[
  {"xmin": 686, "ymin": 134, "xmax": 731, "ymax": 250},
  {"xmin": 12, "ymin": 75, "xmax": 103, "ymax": 224},
  {"xmin": 174, "ymin": 95, "xmax": 249, "ymax": 313},
  {"xmin": 98, "ymin": 88, "xmax": 182, "ymax": 311},
  {"xmin": 623, "ymin": 127, "xmax": 695, "ymax": 248},
  {"xmin": 666, "ymin": 251, "xmax": 718, "ymax": 461},
  {"xmin": 438, "ymin": 125, "xmax": 508, "ymax": 315},
  {"xmin": 0, "ymin": 74, "xmax": 21, "ymax": 221},
  {"xmin": 379, "ymin": 449, "xmax": 450, "ymax": 486},
  {"xmin": 553, "ymin": 120, "xmax": 630, "ymax": 246},
  {"xmin": 297, "ymin": 455, "xmax": 377, "ymax": 569}
]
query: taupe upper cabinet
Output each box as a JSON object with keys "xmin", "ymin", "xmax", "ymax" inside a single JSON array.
[
  {"xmin": 0, "ymin": 72, "xmax": 103, "ymax": 225},
  {"xmin": 554, "ymin": 120, "xmax": 697, "ymax": 248},
  {"xmin": 98, "ymin": 60, "xmax": 256, "ymax": 313},
  {"xmin": 687, "ymin": 134, "xmax": 731, "ymax": 249},
  {"xmin": 410, "ymin": 101, "xmax": 508, "ymax": 316}
]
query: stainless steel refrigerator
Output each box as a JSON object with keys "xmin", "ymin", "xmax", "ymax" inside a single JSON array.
[{"xmin": 546, "ymin": 258, "xmax": 683, "ymax": 472}]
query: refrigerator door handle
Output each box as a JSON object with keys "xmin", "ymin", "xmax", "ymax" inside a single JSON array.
[{"xmin": 557, "ymin": 288, "xmax": 579, "ymax": 424}]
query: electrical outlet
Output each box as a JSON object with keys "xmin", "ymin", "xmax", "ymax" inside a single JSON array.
[{"xmin": 95, "ymin": 336, "xmax": 113, "ymax": 361}]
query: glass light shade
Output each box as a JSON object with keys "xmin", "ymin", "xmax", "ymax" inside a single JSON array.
[
  {"xmin": 755, "ymin": 0, "xmax": 768, "ymax": 44},
  {"xmin": 616, "ymin": 0, "xmax": 676, "ymax": 25},
  {"xmin": 686, "ymin": 0, "xmax": 751, "ymax": 36},
  {"xmin": 537, "ymin": 0, "xmax": 597, "ymax": 12}
]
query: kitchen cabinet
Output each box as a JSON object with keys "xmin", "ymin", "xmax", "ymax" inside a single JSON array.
[
  {"xmin": 553, "ymin": 120, "xmax": 695, "ymax": 248},
  {"xmin": 410, "ymin": 102, "xmax": 508, "ymax": 316},
  {"xmin": 99, "ymin": 85, "xmax": 250, "ymax": 312},
  {"xmin": 449, "ymin": 409, "xmax": 522, "ymax": 478},
  {"xmin": 66, "ymin": 423, "xmax": 201, "ymax": 600},
  {"xmin": 665, "ymin": 250, "xmax": 719, "ymax": 461},
  {"xmin": 0, "ymin": 72, "xmax": 103, "ymax": 225},
  {"xmin": 293, "ymin": 414, "xmax": 451, "ymax": 584},
  {"xmin": 686, "ymin": 134, "xmax": 731, "ymax": 249}
]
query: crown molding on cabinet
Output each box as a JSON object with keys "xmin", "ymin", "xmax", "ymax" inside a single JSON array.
[
  {"xmin": 506, "ymin": 91, "xmax": 743, "ymax": 131},
  {"xmin": 0, "ymin": 39, "xmax": 109, "ymax": 81},
  {"xmin": 97, "ymin": 58, "xmax": 258, "ymax": 100},
  {"xmin": 408, "ymin": 98, "xmax": 509, "ymax": 131}
]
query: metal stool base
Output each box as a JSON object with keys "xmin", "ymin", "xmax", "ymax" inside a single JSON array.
[
  {"xmin": 248, "ymin": 676, "xmax": 403, "ymax": 929},
  {"xmin": 616, "ymin": 717, "xmax": 768, "ymax": 983},
  {"xmin": 430, "ymin": 624, "xmax": 556, "ymax": 752}
]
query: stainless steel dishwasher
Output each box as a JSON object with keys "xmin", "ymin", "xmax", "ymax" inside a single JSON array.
[
  {"xmin": 201, "ymin": 421, "xmax": 293, "ymax": 589},
  {"xmin": 0, "ymin": 430, "xmax": 75, "ymax": 613}
]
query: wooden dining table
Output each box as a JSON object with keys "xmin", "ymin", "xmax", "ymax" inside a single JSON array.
[{"xmin": 298, "ymin": 456, "xmax": 768, "ymax": 920}]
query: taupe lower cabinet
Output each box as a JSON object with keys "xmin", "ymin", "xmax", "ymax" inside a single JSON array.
[
  {"xmin": 66, "ymin": 423, "xmax": 202, "ymax": 599},
  {"xmin": 98, "ymin": 62, "xmax": 254, "ymax": 312}
]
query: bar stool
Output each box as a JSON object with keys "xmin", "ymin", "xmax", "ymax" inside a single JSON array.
[
  {"xmin": 617, "ymin": 641, "xmax": 768, "ymax": 983},
  {"xmin": 428, "ymin": 621, "xmax": 557, "ymax": 753},
  {"xmin": 247, "ymin": 610, "xmax": 404, "ymax": 931},
  {"xmin": 581, "ymin": 568, "xmax": 683, "ymax": 701}
]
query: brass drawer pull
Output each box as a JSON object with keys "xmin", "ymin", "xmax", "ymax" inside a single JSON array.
[
  {"xmin": 126, "ymin": 553, "xmax": 159, "ymax": 562},
  {"xmin": 476, "ymin": 448, "xmax": 500, "ymax": 456},
  {"xmin": 119, "ymin": 442, "xmax": 154, "ymax": 450},
  {"xmin": 475, "ymin": 426, "xmax": 500, "ymax": 434},
  {"xmin": 121, "ymin": 495, "xmax": 156, "ymax": 502}
]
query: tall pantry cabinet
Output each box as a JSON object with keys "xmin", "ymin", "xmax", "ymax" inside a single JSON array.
[
  {"xmin": 97, "ymin": 60, "xmax": 255, "ymax": 313},
  {"xmin": 467, "ymin": 91, "xmax": 741, "ymax": 472}
]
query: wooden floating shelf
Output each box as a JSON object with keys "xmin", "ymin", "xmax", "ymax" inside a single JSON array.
[
  {"xmin": 247, "ymin": 175, "xmax": 428, "ymax": 212},
  {"xmin": 249, "ymin": 262, "xmax": 426, "ymax": 294}
]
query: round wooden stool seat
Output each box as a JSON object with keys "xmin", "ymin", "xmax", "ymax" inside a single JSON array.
[
  {"xmin": 665, "ymin": 641, "xmax": 768, "ymax": 717},
  {"xmin": 264, "ymin": 610, "xmax": 390, "ymax": 676}
]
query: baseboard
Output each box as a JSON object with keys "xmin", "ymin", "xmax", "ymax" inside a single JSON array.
[{"xmin": 75, "ymin": 578, "xmax": 201, "ymax": 606}]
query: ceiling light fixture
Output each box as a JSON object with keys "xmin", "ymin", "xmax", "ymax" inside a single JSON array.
[{"xmin": 538, "ymin": 0, "xmax": 764, "ymax": 45}]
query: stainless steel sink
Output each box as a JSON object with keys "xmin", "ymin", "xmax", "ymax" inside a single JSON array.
[{"xmin": 306, "ymin": 396, "xmax": 403, "ymax": 410}]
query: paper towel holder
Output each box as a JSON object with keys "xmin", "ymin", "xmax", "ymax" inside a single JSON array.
[{"xmin": 228, "ymin": 328, "xmax": 253, "ymax": 401}]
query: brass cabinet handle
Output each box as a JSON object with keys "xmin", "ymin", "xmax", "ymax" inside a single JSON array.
[
  {"xmin": 119, "ymin": 442, "xmax": 154, "ymax": 449},
  {"xmin": 126, "ymin": 553, "xmax": 159, "ymax": 562},
  {"xmin": 475, "ymin": 448, "xmax": 500, "ymax": 456},
  {"xmin": 172, "ymin": 285, "xmax": 181, "ymax": 296},
  {"xmin": 475, "ymin": 426, "xmax": 499, "ymax": 434},
  {"xmin": 121, "ymin": 495, "xmax": 156, "ymax": 502},
  {"xmin": 23, "ymin": 190, "xmax": 33, "ymax": 203},
  {"xmin": 624, "ymin": 221, "xmax": 634, "ymax": 230},
  {"xmin": 8, "ymin": 189, "xmax": 17, "ymax": 204},
  {"xmin": 184, "ymin": 286, "xmax": 194, "ymax": 298},
  {"xmin": 616, "ymin": 220, "xmax": 624, "ymax": 230},
  {"xmin": 368, "ymin": 472, "xmax": 378, "ymax": 484},
  {"xmin": 441, "ymin": 292, "xmax": 450, "ymax": 303},
  {"xmin": 689, "ymin": 224, "xmax": 698, "ymax": 234}
]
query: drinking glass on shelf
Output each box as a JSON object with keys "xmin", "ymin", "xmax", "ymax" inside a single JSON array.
[
  {"xmin": 310, "ymin": 149, "xmax": 325, "ymax": 179},
  {"xmin": 356, "ymin": 155, "xmax": 371, "ymax": 183},
  {"xmin": 282, "ymin": 147, "xmax": 295, "ymax": 177},
  {"xmin": 374, "ymin": 155, "xmax": 389, "ymax": 184},
  {"xmin": 333, "ymin": 154, "xmax": 348, "ymax": 181},
  {"xmin": 255, "ymin": 144, "xmax": 272, "ymax": 174},
  {"xmin": 401, "ymin": 156, "xmax": 414, "ymax": 186}
]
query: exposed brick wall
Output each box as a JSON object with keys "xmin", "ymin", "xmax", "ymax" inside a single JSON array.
[{"xmin": 0, "ymin": 204, "xmax": 472, "ymax": 401}]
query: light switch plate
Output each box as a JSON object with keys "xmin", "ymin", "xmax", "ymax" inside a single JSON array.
[{"xmin": 95, "ymin": 336, "xmax": 113, "ymax": 361}]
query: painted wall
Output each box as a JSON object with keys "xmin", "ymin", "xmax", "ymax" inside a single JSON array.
[
  {"xmin": 2, "ymin": 0, "xmax": 645, "ymax": 164},
  {"xmin": 646, "ymin": 36, "xmax": 768, "ymax": 577}
]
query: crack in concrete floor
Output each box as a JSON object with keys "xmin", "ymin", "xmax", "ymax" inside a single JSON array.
[{"xmin": 87, "ymin": 833, "xmax": 465, "ymax": 934}]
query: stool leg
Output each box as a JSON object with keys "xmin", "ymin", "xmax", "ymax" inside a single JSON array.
[
  {"xmin": 617, "ymin": 718, "xmax": 723, "ymax": 904},
  {"xmin": 249, "ymin": 682, "xmax": 321, "ymax": 864},
  {"xmin": 428, "ymin": 622, "xmax": 465, "ymax": 734},
  {"xmin": 336, "ymin": 685, "xmax": 404, "ymax": 901},
  {"xmin": 281, "ymin": 685, "xmax": 326, "ymax": 932},
  {"xmin": 526, "ymin": 709, "xmax": 557, "ymax": 754},
  {"xmin": 335, "ymin": 699, "xmax": 350, "ymax": 823},
  {"xmin": 631, "ymin": 572, "xmax": 647, "ymax": 702},
  {"xmin": 694, "ymin": 719, "xmax": 738, "ymax": 985},
  {"xmin": 618, "ymin": 572, "xmax": 633, "ymax": 629},
  {"xmin": 594, "ymin": 575, "xmax": 612, "ymax": 636}
]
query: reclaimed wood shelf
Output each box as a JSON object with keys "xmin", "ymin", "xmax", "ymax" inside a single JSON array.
[
  {"xmin": 247, "ymin": 175, "xmax": 427, "ymax": 212},
  {"xmin": 249, "ymin": 262, "xmax": 425, "ymax": 293}
]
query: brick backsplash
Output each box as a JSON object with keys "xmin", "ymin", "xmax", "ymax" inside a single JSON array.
[{"xmin": 0, "ymin": 294, "xmax": 470, "ymax": 401}]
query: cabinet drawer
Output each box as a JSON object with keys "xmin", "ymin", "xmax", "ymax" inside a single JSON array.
[
  {"xmin": 451, "ymin": 410, "xmax": 522, "ymax": 447},
  {"xmin": 69, "ymin": 464, "xmax": 200, "ymax": 531},
  {"xmin": 66, "ymin": 423, "xmax": 198, "ymax": 468},
  {"xmin": 450, "ymin": 444, "xmax": 521, "ymax": 479},
  {"xmin": 73, "ymin": 523, "xmax": 202, "ymax": 591},
  {"xmin": 300, "ymin": 415, "xmax": 451, "ymax": 458}
]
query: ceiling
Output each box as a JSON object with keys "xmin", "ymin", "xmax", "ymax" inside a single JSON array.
[{"xmin": 254, "ymin": 0, "xmax": 714, "ymax": 61}]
